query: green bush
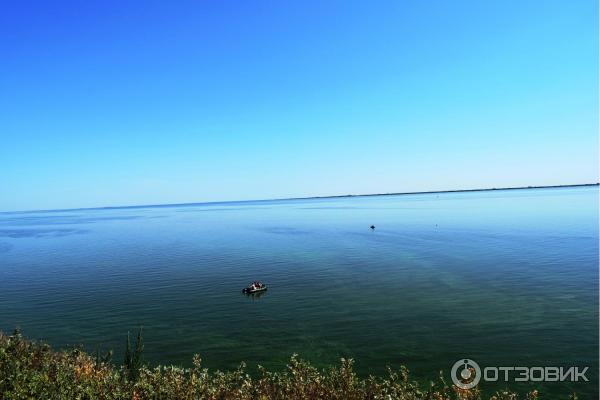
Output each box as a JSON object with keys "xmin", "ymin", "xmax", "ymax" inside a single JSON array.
[{"xmin": 0, "ymin": 331, "xmax": 554, "ymax": 399}]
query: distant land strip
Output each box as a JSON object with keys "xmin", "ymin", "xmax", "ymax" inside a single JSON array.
[
  {"xmin": 296, "ymin": 182, "xmax": 600, "ymax": 200},
  {"xmin": 3, "ymin": 183, "xmax": 598, "ymax": 214}
]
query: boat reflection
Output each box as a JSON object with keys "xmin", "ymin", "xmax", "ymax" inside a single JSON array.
[{"xmin": 243, "ymin": 290, "xmax": 267, "ymax": 300}]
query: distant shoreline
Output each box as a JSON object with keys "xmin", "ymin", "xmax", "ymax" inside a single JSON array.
[
  {"xmin": 3, "ymin": 183, "xmax": 598, "ymax": 214},
  {"xmin": 295, "ymin": 182, "xmax": 600, "ymax": 200}
]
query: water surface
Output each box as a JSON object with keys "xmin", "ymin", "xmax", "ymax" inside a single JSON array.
[{"xmin": 0, "ymin": 187, "xmax": 597, "ymax": 397}]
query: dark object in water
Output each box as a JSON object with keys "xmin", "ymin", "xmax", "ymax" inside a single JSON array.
[
  {"xmin": 242, "ymin": 281, "xmax": 267, "ymax": 294},
  {"xmin": 370, "ymin": 225, "xmax": 375, "ymax": 230}
]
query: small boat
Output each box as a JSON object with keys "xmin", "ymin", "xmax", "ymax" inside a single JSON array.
[{"xmin": 242, "ymin": 281, "xmax": 267, "ymax": 294}]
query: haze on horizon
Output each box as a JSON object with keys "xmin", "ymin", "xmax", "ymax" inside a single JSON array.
[{"xmin": 1, "ymin": 1, "xmax": 598, "ymax": 212}]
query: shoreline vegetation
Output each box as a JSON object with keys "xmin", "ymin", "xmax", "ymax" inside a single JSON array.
[
  {"xmin": 2, "ymin": 183, "xmax": 598, "ymax": 214},
  {"xmin": 0, "ymin": 330, "xmax": 576, "ymax": 400}
]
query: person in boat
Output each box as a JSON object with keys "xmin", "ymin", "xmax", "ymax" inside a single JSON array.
[{"xmin": 245, "ymin": 281, "xmax": 264, "ymax": 291}]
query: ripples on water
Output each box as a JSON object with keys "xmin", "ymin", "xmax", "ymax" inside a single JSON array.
[{"xmin": 0, "ymin": 187, "xmax": 597, "ymax": 397}]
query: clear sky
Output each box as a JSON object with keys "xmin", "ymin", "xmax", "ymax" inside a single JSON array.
[{"xmin": 1, "ymin": 1, "xmax": 598, "ymax": 211}]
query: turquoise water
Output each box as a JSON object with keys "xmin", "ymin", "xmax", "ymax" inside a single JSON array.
[{"xmin": 0, "ymin": 187, "xmax": 597, "ymax": 397}]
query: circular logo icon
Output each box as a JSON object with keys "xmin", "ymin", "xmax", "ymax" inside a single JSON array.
[{"xmin": 451, "ymin": 359, "xmax": 481, "ymax": 389}]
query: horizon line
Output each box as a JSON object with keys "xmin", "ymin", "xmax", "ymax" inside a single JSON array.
[{"xmin": 2, "ymin": 182, "xmax": 598, "ymax": 215}]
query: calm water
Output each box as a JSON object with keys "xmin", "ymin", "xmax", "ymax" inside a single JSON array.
[{"xmin": 0, "ymin": 187, "xmax": 598, "ymax": 397}]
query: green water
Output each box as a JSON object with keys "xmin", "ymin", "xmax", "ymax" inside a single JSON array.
[{"xmin": 0, "ymin": 187, "xmax": 597, "ymax": 397}]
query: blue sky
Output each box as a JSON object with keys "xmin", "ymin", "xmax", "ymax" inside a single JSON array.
[{"xmin": 1, "ymin": 1, "xmax": 598, "ymax": 211}]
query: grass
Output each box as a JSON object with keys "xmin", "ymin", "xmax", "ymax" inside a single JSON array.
[{"xmin": 0, "ymin": 330, "xmax": 571, "ymax": 400}]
